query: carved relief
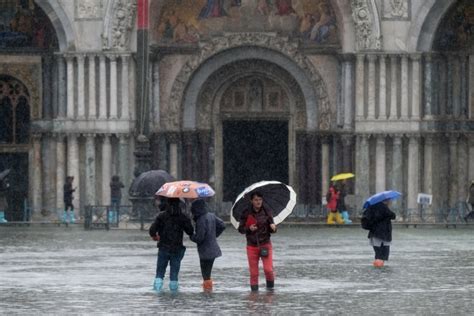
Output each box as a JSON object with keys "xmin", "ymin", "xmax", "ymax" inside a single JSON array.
[
  {"xmin": 75, "ymin": 0, "xmax": 104, "ymax": 20},
  {"xmin": 351, "ymin": 0, "xmax": 382, "ymax": 50},
  {"xmin": 381, "ymin": 0, "xmax": 410, "ymax": 21},
  {"xmin": 0, "ymin": 57, "xmax": 42, "ymax": 120},
  {"xmin": 165, "ymin": 33, "xmax": 332, "ymax": 131},
  {"xmin": 102, "ymin": 0, "xmax": 137, "ymax": 50}
]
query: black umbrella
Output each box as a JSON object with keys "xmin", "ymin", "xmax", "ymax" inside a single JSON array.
[
  {"xmin": 129, "ymin": 170, "xmax": 174, "ymax": 197},
  {"xmin": 230, "ymin": 181, "xmax": 297, "ymax": 229}
]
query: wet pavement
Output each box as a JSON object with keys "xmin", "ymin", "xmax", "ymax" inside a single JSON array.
[{"xmin": 0, "ymin": 226, "xmax": 473, "ymax": 315}]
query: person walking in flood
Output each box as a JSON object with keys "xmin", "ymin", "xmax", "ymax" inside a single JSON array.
[
  {"xmin": 326, "ymin": 183, "xmax": 344, "ymax": 224},
  {"xmin": 63, "ymin": 176, "xmax": 76, "ymax": 224},
  {"xmin": 190, "ymin": 199, "xmax": 226, "ymax": 291},
  {"xmin": 336, "ymin": 179, "xmax": 352, "ymax": 224},
  {"xmin": 109, "ymin": 175, "xmax": 124, "ymax": 223},
  {"xmin": 364, "ymin": 199, "xmax": 396, "ymax": 267},
  {"xmin": 149, "ymin": 197, "xmax": 193, "ymax": 292},
  {"xmin": 0, "ymin": 170, "xmax": 10, "ymax": 223},
  {"xmin": 238, "ymin": 191, "xmax": 277, "ymax": 291},
  {"xmin": 464, "ymin": 181, "xmax": 474, "ymax": 222}
]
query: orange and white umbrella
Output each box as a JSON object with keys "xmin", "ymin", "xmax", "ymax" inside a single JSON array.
[{"xmin": 156, "ymin": 181, "xmax": 215, "ymax": 199}]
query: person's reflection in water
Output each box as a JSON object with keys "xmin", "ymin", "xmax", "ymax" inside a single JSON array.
[{"xmin": 246, "ymin": 291, "xmax": 274, "ymax": 315}]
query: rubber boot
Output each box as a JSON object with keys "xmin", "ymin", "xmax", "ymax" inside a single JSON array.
[
  {"xmin": 250, "ymin": 284, "xmax": 259, "ymax": 292},
  {"xmin": 266, "ymin": 280, "xmax": 274, "ymax": 290},
  {"xmin": 341, "ymin": 211, "xmax": 352, "ymax": 224},
  {"xmin": 108, "ymin": 211, "xmax": 116, "ymax": 224},
  {"xmin": 68, "ymin": 211, "xmax": 75, "ymax": 224},
  {"xmin": 62, "ymin": 211, "xmax": 68, "ymax": 224},
  {"xmin": 169, "ymin": 280, "xmax": 179, "ymax": 292},
  {"xmin": 0, "ymin": 211, "xmax": 7, "ymax": 223},
  {"xmin": 202, "ymin": 279, "xmax": 213, "ymax": 291},
  {"xmin": 373, "ymin": 259, "xmax": 384, "ymax": 268},
  {"xmin": 153, "ymin": 277, "xmax": 163, "ymax": 292}
]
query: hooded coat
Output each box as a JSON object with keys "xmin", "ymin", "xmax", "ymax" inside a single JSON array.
[
  {"xmin": 190, "ymin": 199, "xmax": 225, "ymax": 260},
  {"xmin": 149, "ymin": 201, "xmax": 194, "ymax": 253},
  {"xmin": 367, "ymin": 202, "xmax": 396, "ymax": 242}
]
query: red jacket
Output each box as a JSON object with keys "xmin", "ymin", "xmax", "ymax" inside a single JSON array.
[{"xmin": 326, "ymin": 186, "xmax": 339, "ymax": 211}]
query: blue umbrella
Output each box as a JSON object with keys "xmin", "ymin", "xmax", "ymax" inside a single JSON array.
[{"xmin": 363, "ymin": 190, "xmax": 401, "ymax": 209}]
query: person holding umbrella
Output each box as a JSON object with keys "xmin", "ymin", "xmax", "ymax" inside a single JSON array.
[
  {"xmin": 149, "ymin": 197, "xmax": 194, "ymax": 292},
  {"xmin": 362, "ymin": 191, "xmax": 399, "ymax": 268},
  {"xmin": 238, "ymin": 191, "xmax": 277, "ymax": 291},
  {"xmin": 189, "ymin": 199, "xmax": 226, "ymax": 292}
]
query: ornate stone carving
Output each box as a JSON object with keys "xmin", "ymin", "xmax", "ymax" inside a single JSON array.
[
  {"xmin": 102, "ymin": 0, "xmax": 137, "ymax": 50},
  {"xmin": 75, "ymin": 0, "xmax": 104, "ymax": 20},
  {"xmin": 382, "ymin": 0, "xmax": 410, "ymax": 21},
  {"xmin": 166, "ymin": 33, "xmax": 332, "ymax": 131},
  {"xmin": 351, "ymin": 0, "xmax": 382, "ymax": 50},
  {"xmin": 0, "ymin": 56, "xmax": 42, "ymax": 119}
]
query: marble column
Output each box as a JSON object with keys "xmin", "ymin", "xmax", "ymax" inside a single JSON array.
[
  {"xmin": 32, "ymin": 134, "xmax": 43, "ymax": 214},
  {"xmin": 407, "ymin": 135, "xmax": 420, "ymax": 221},
  {"xmin": 168, "ymin": 133, "xmax": 180, "ymax": 179},
  {"xmin": 198, "ymin": 131, "xmax": 210, "ymax": 182},
  {"xmin": 423, "ymin": 54, "xmax": 433, "ymax": 119},
  {"xmin": 448, "ymin": 135, "xmax": 458, "ymax": 208},
  {"xmin": 378, "ymin": 54, "xmax": 387, "ymax": 119},
  {"xmin": 101, "ymin": 135, "xmax": 112, "ymax": 205},
  {"xmin": 88, "ymin": 55, "xmax": 97, "ymax": 119},
  {"xmin": 66, "ymin": 56, "xmax": 75, "ymax": 118},
  {"xmin": 457, "ymin": 137, "xmax": 468, "ymax": 209},
  {"xmin": 400, "ymin": 55, "xmax": 409, "ymax": 119},
  {"xmin": 411, "ymin": 54, "xmax": 421, "ymax": 119},
  {"xmin": 152, "ymin": 60, "xmax": 161, "ymax": 127},
  {"xmin": 57, "ymin": 55, "xmax": 66, "ymax": 118},
  {"xmin": 446, "ymin": 56, "xmax": 454, "ymax": 116},
  {"xmin": 375, "ymin": 135, "xmax": 386, "ymax": 192},
  {"xmin": 469, "ymin": 55, "xmax": 474, "ymax": 119},
  {"xmin": 391, "ymin": 135, "xmax": 403, "ymax": 212},
  {"xmin": 355, "ymin": 135, "xmax": 370, "ymax": 204},
  {"xmin": 468, "ymin": 137, "xmax": 474, "ymax": 188},
  {"xmin": 85, "ymin": 134, "xmax": 96, "ymax": 206},
  {"xmin": 56, "ymin": 134, "xmax": 66, "ymax": 211},
  {"xmin": 67, "ymin": 134, "xmax": 80, "ymax": 216},
  {"xmin": 355, "ymin": 54, "xmax": 365, "ymax": 119},
  {"xmin": 121, "ymin": 55, "xmax": 130, "ymax": 120},
  {"xmin": 118, "ymin": 135, "xmax": 130, "ymax": 193},
  {"xmin": 389, "ymin": 55, "xmax": 398, "ymax": 119},
  {"xmin": 341, "ymin": 135, "xmax": 353, "ymax": 174},
  {"xmin": 367, "ymin": 54, "xmax": 376, "ymax": 120},
  {"xmin": 452, "ymin": 55, "xmax": 461, "ymax": 118},
  {"xmin": 109, "ymin": 55, "xmax": 118, "ymax": 119},
  {"xmin": 342, "ymin": 55, "xmax": 354, "ymax": 129},
  {"xmin": 77, "ymin": 54, "xmax": 85, "ymax": 118},
  {"xmin": 459, "ymin": 54, "xmax": 468, "ymax": 119},
  {"xmin": 308, "ymin": 133, "xmax": 319, "ymax": 205},
  {"xmin": 99, "ymin": 55, "xmax": 107, "ymax": 119},
  {"xmin": 321, "ymin": 135, "xmax": 330, "ymax": 200},
  {"xmin": 423, "ymin": 135, "xmax": 435, "ymax": 221}
]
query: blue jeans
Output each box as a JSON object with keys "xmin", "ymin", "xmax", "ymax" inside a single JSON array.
[
  {"xmin": 111, "ymin": 197, "xmax": 121, "ymax": 212},
  {"xmin": 156, "ymin": 247, "xmax": 186, "ymax": 281}
]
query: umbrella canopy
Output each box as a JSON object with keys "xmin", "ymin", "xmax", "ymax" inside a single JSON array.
[
  {"xmin": 331, "ymin": 173, "xmax": 355, "ymax": 181},
  {"xmin": 156, "ymin": 181, "xmax": 215, "ymax": 199},
  {"xmin": 230, "ymin": 181, "xmax": 297, "ymax": 229},
  {"xmin": 0, "ymin": 169, "xmax": 10, "ymax": 181},
  {"xmin": 363, "ymin": 190, "xmax": 402, "ymax": 209},
  {"xmin": 129, "ymin": 170, "xmax": 174, "ymax": 197}
]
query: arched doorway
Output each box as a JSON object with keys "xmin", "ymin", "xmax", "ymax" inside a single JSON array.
[
  {"xmin": 195, "ymin": 58, "xmax": 308, "ymax": 203},
  {"xmin": 0, "ymin": 75, "xmax": 30, "ymax": 221}
]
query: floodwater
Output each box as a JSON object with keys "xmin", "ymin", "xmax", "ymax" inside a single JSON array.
[{"xmin": 0, "ymin": 226, "xmax": 472, "ymax": 315}]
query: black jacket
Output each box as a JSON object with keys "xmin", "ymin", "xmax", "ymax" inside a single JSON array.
[
  {"xmin": 238, "ymin": 207, "xmax": 275, "ymax": 246},
  {"xmin": 367, "ymin": 202, "xmax": 396, "ymax": 242},
  {"xmin": 190, "ymin": 199, "xmax": 225, "ymax": 260},
  {"xmin": 149, "ymin": 207, "xmax": 194, "ymax": 253},
  {"xmin": 63, "ymin": 183, "xmax": 75, "ymax": 204},
  {"xmin": 110, "ymin": 181, "xmax": 125, "ymax": 199}
]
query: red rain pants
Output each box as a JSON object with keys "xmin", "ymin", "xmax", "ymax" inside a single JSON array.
[{"xmin": 246, "ymin": 243, "xmax": 274, "ymax": 286}]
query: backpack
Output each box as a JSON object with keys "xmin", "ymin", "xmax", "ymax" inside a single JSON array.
[{"xmin": 360, "ymin": 207, "xmax": 374, "ymax": 230}]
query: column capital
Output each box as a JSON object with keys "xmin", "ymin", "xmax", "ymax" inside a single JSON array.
[
  {"xmin": 198, "ymin": 129, "xmax": 211, "ymax": 142},
  {"xmin": 108, "ymin": 54, "xmax": 118, "ymax": 62},
  {"xmin": 31, "ymin": 133, "xmax": 42, "ymax": 141},
  {"xmin": 76, "ymin": 54, "xmax": 85, "ymax": 62},
  {"xmin": 447, "ymin": 133, "xmax": 460, "ymax": 143},
  {"xmin": 99, "ymin": 54, "xmax": 106, "ymax": 62},
  {"xmin": 356, "ymin": 53, "xmax": 365, "ymax": 62},
  {"xmin": 320, "ymin": 133, "xmax": 332, "ymax": 144},
  {"xmin": 118, "ymin": 134, "xmax": 129, "ymax": 142},
  {"xmin": 392, "ymin": 134, "xmax": 403, "ymax": 145},
  {"xmin": 389, "ymin": 54, "xmax": 399, "ymax": 61},
  {"xmin": 376, "ymin": 134, "xmax": 387, "ymax": 143},
  {"xmin": 407, "ymin": 134, "xmax": 421, "ymax": 141},
  {"xmin": 366, "ymin": 54, "xmax": 378, "ymax": 62},
  {"xmin": 82, "ymin": 133, "xmax": 96, "ymax": 138},
  {"xmin": 338, "ymin": 53, "xmax": 355, "ymax": 63},
  {"xmin": 410, "ymin": 53, "xmax": 422, "ymax": 62},
  {"xmin": 67, "ymin": 133, "xmax": 79, "ymax": 141},
  {"xmin": 166, "ymin": 131, "xmax": 181, "ymax": 143},
  {"xmin": 54, "ymin": 133, "xmax": 66, "ymax": 142},
  {"xmin": 121, "ymin": 55, "xmax": 130, "ymax": 64},
  {"xmin": 341, "ymin": 134, "xmax": 354, "ymax": 147},
  {"xmin": 424, "ymin": 134, "xmax": 435, "ymax": 145}
]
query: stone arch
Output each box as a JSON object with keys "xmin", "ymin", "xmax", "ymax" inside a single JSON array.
[
  {"xmin": 102, "ymin": 0, "xmax": 137, "ymax": 51},
  {"xmin": 35, "ymin": 0, "xmax": 76, "ymax": 51},
  {"xmin": 350, "ymin": 0, "xmax": 382, "ymax": 50},
  {"xmin": 406, "ymin": 0, "xmax": 457, "ymax": 52},
  {"xmin": 331, "ymin": 0, "xmax": 357, "ymax": 52},
  {"xmin": 165, "ymin": 33, "xmax": 331, "ymax": 132}
]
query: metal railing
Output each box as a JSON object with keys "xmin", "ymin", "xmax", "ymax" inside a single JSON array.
[{"xmin": 84, "ymin": 205, "xmax": 154, "ymax": 230}]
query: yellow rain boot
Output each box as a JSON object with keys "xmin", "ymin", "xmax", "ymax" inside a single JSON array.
[
  {"xmin": 327, "ymin": 212, "xmax": 336, "ymax": 224},
  {"xmin": 335, "ymin": 212, "xmax": 345, "ymax": 224}
]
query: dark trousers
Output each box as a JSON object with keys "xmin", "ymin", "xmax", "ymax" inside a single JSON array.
[
  {"xmin": 200, "ymin": 259, "xmax": 215, "ymax": 280},
  {"xmin": 111, "ymin": 197, "xmax": 121, "ymax": 212},
  {"xmin": 155, "ymin": 247, "xmax": 186, "ymax": 281},
  {"xmin": 373, "ymin": 245, "xmax": 390, "ymax": 261},
  {"xmin": 64, "ymin": 202, "xmax": 73, "ymax": 212}
]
